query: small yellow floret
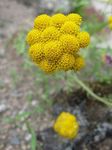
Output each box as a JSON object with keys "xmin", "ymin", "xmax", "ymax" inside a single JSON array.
[
  {"xmin": 61, "ymin": 21, "xmax": 80, "ymax": 35},
  {"xmin": 51, "ymin": 13, "xmax": 67, "ymax": 28},
  {"xmin": 34, "ymin": 14, "xmax": 51, "ymax": 31},
  {"xmin": 73, "ymin": 55, "xmax": 85, "ymax": 71},
  {"xmin": 26, "ymin": 29, "xmax": 41, "ymax": 45},
  {"xmin": 29, "ymin": 43, "xmax": 44, "ymax": 63},
  {"xmin": 60, "ymin": 35, "xmax": 80, "ymax": 54},
  {"xmin": 54, "ymin": 112, "xmax": 79, "ymax": 139},
  {"xmin": 58, "ymin": 54, "xmax": 75, "ymax": 71},
  {"xmin": 77, "ymin": 31, "xmax": 90, "ymax": 48},
  {"xmin": 39, "ymin": 60, "xmax": 56, "ymax": 73},
  {"xmin": 67, "ymin": 13, "xmax": 82, "ymax": 26},
  {"xmin": 108, "ymin": 16, "xmax": 112, "ymax": 24},
  {"xmin": 41, "ymin": 27, "xmax": 60, "ymax": 42},
  {"xmin": 44, "ymin": 41, "xmax": 62, "ymax": 61}
]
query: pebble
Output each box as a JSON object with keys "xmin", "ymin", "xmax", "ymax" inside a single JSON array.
[
  {"xmin": 25, "ymin": 133, "xmax": 32, "ymax": 142},
  {"xmin": 31, "ymin": 100, "xmax": 37, "ymax": 106},
  {"xmin": 0, "ymin": 103, "xmax": 7, "ymax": 113}
]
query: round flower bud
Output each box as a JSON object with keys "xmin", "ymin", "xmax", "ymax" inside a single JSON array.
[
  {"xmin": 39, "ymin": 60, "xmax": 56, "ymax": 73},
  {"xmin": 67, "ymin": 13, "xmax": 82, "ymax": 26},
  {"xmin": 41, "ymin": 27, "xmax": 60, "ymax": 42},
  {"xmin": 61, "ymin": 21, "xmax": 80, "ymax": 35},
  {"xmin": 29, "ymin": 43, "xmax": 44, "ymax": 63},
  {"xmin": 54, "ymin": 112, "xmax": 79, "ymax": 139},
  {"xmin": 44, "ymin": 41, "xmax": 62, "ymax": 61},
  {"xmin": 77, "ymin": 31, "xmax": 90, "ymax": 48},
  {"xmin": 26, "ymin": 29, "xmax": 41, "ymax": 46},
  {"xmin": 58, "ymin": 54, "xmax": 75, "ymax": 71},
  {"xmin": 73, "ymin": 55, "xmax": 85, "ymax": 71},
  {"xmin": 60, "ymin": 35, "xmax": 80, "ymax": 54},
  {"xmin": 34, "ymin": 14, "xmax": 51, "ymax": 31},
  {"xmin": 51, "ymin": 13, "xmax": 67, "ymax": 28}
]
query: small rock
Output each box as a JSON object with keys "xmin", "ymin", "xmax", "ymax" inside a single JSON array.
[
  {"xmin": 31, "ymin": 100, "xmax": 37, "ymax": 106},
  {"xmin": 25, "ymin": 133, "xmax": 32, "ymax": 142},
  {"xmin": 0, "ymin": 103, "xmax": 7, "ymax": 113}
]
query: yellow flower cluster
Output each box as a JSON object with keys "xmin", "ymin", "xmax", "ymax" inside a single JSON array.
[
  {"xmin": 26, "ymin": 13, "xmax": 90, "ymax": 73},
  {"xmin": 108, "ymin": 16, "xmax": 112, "ymax": 29},
  {"xmin": 53, "ymin": 112, "xmax": 79, "ymax": 139}
]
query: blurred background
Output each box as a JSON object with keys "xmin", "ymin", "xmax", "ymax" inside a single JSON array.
[{"xmin": 0, "ymin": 0, "xmax": 112, "ymax": 150}]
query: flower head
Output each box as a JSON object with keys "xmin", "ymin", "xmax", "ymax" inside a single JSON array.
[
  {"xmin": 73, "ymin": 55, "xmax": 85, "ymax": 71},
  {"xmin": 51, "ymin": 13, "xmax": 67, "ymax": 28},
  {"xmin": 61, "ymin": 21, "xmax": 80, "ymax": 35},
  {"xmin": 53, "ymin": 112, "xmax": 79, "ymax": 139},
  {"xmin": 77, "ymin": 31, "xmax": 90, "ymax": 48},
  {"xmin": 39, "ymin": 60, "xmax": 56, "ymax": 73},
  {"xmin": 29, "ymin": 43, "xmax": 44, "ymax": 63},
  {"xmin": 26, "ymin": 13, "xmax": 90, "ymax": 73},
  {"xmin": 26, "ymin": 29, "xmax": 41, "ymax": 45},
  {"xmin": 60, "ymin": 34, "xmax": 80, "ymax": 54},
  {"xmin": 34, "ymin": 14, "xmax": 51, "ymax": 31},
  {"xmin": 58, "ymin": 54, "xmax": 75, "ymax": 71},
  {"xmin": 44, "ymin": 41, "xmax": 62, "ymax": 61},
  {"xmin": 67, "ymin": 13, "xmax": 82, "ymax": 25},
  {"xmin": 41, "ymin": 27, "xmax": 60, "ymax": 42}
]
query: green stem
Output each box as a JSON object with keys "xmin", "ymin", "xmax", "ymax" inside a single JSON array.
[{"xmin": 74, "ymin": 75, "xmax": 112, "ymax": 107}]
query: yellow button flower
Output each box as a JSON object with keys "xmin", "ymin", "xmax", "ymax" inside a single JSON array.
[
  {"xmin": 77, "ymin": 31, "xmax": 90, "ymax": 48},
  {"xmin": 39, "ymin": 60, "xmax": 56, "ymax": 73},
  {"xmin": 53, "ymin": 112, "xmax": 79, "ymax": 139},
  {"xmin": 61, "ymin": 21, "xmax": 80, "ymax": 35},
  {"xmin": 58, "ymin": 54, "xmax": 75, "ymax": 71},
  {"xmin": 51, "ymin": 13, "xmax": 67, "ymax": 28},
  {"xmin": 73, "ymin": 55, "xmax": 85, "ymax": 71},
  {"xmin": 29, "ymin": 43, "xmax": 44, "ymax": 63},
  {"xmin": 41, "ymin": 27, "xmax": 60, "ymax": 42},
  {"xmin": 44, "ymin": 41, "xmax": 62, "ymax": 61},
  {"xmin": 34, "ymin": 14, "xmax": 51, "ymax": 31},
  {"xmin": 60, "ymin": 35, "xmax": 80, "ymax": 54},
  {"xmin": 67, "ymin": 13, "xmax": 82, "ymax": 26},
  {"xmin": 26, "ymin": 29, "xmax": 41, "ymax": 45}
]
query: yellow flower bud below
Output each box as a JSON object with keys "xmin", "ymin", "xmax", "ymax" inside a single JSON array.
[
  {"xmin": 61, "ymin": 21, "xmax": 80, "ymax": 35},
  {"xmin": 39, "ymin": 60, "xmax": 56, "ymax": 73},
  {"xmin": 60, "ymin": 35, "xmax": 80, "ymax": 54},
  {"xmin": 53, "ymin": 112, "xmax": 79, "ymax": 139},
  {"xmin": 29, "ymin": 43, "xmax": 44, "ymax": 63},
  {"xmin": 67, "ymin": 13, "xmax": 82, "ymax": 26},
  {"xmin": 58, "ymin": 54, "xmax": 75, "ymax": 71},
  {"xmin": 44, "ymin": 41, "xmax": 62, "ymax": 61},
  {"xmin": 26, "ymin": 29, "xmax": 41, "ymax": 46},
  {"xmin": 51, "ymin": 13, "xmax": 67, "ymax": 28},
  {"xmin": 41, "ymin": 27, "xmax": 60, "ymax": 42},
  {"xmin": 73, "ymin": 55, "xmax": 85, "ymax": 71},
  {"xmin": 34, "ymin": 14, "xmax": 51, "ymax": 31},
  {"xmin": 77, "ymin": 31, "xmax": 90, "ymax": 48}
]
